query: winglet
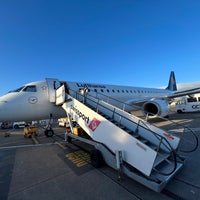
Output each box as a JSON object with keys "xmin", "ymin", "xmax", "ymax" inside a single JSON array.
[{"xmin": 166, "ymin": 71, "xmax": 177, "ymax": 91}]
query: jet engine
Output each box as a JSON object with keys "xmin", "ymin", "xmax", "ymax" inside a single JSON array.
[{"xmin": 142, "ymin": 99, "xmax": 170, "ymax": 117}]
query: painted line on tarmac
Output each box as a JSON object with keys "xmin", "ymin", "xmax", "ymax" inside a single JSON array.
[
  {"xmin": 32, "ymin": 136, "xmax": 39, "ymax": 144},
  {"xmin": 0, "ymin": 143, "xmax": 59, "ymax": 150},
  {"xmin": 0, "ymin": 131, "xmax": 23, "ymax": 135},
  {"xmin": 170, "ymin": 127, "xmax": 200, "ymax": 133},
  {"xmin": 54, "ymin": 141, "xmax": 68, "ymax": 150}
]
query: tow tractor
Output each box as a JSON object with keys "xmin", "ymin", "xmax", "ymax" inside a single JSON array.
[{"xmin": 24, "ymin": 126, "xmax": 39, "ymax": 138}]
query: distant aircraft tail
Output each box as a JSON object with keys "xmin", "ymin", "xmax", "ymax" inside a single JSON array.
[{"xmin": 166, "ymin": 71, "xmax": 177, "ymax": 91}]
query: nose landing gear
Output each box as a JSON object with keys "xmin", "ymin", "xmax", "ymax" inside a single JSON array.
[
  {"xmin": 44, "ymin": 113, "xmax": 54, "ymax": 137},
  {"xmin": 44, "ymin": 125, "xmax": 54, "ymax": 137}
]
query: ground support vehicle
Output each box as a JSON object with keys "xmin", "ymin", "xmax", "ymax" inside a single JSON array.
[
  {"xmin": 24, "ymin": 126, "xmax": 39, "ymax": 138},
  {"xmin": 175, "ymin": 96, "xmax": 200, "ymax": 113},
  {"xmin": 52, "ymin": 84, "xmax": 198, "ymax": 192}
]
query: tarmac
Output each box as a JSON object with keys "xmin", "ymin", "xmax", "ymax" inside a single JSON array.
[{"xmin": 1, "ymin": 112, "xmax": 200, "ymax": 200}]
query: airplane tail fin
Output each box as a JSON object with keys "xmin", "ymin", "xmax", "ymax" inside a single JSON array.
[{"xmin": 166, "ymin": 71, "xmax": 177, "ymax": 91}]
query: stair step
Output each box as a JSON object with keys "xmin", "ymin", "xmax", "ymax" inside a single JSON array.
[
  {"xmin": 151, "ymin": 161, "xmax": 184, "ymax": 182},
  {"xmin": 153, "ymin": 153, "xmax": 170, "ymax": 168},
  {"xmin": 148, "ymin": 143, "xmax": 158, "ymax": 151},
  {"xmin": 139, "ymin": 137, "xmax": 149, "ymax": 144},
  {"xmin": 119, "ymin": 124, "xmax": 126, "ymax": 129},
  {"xmin": 99, "ymin": 112, "xmax": 105, "ymax": 116},
  {"xmin": 126, "ymin": 129, "xmax": 140, "ymax": 138}
]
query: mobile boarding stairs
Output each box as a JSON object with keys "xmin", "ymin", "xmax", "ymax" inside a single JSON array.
[{"xmin": 55, "ymin": 85, "xmax": 198, "ymax": 192}]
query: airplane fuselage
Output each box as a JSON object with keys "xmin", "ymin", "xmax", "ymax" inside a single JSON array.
[{"xmin": 0, "ymin": 78, "xmax": 174, "ymax": 122}]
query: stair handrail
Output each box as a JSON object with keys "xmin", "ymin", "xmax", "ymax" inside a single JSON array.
[
  {"xmin": 136, "ymin": 119, "xmax": 171, "ymax": 152},
  {"xmin": 136, "ymin": 119, "xmax": 178, "ymax": 175},
  {"xmin": 67, "ymin": 88, "xmax": 179, "ymax": 175},
  {"xmin": 67, "ymin": 87, "xmax": 198, "ymax": 154},
  {"xmin": 68, "ymin": 88, "xmax": 193, "ymax": 153},
  {"xmin": 145, "ymin": 114, "xmax": 199, "ymax": 153}
]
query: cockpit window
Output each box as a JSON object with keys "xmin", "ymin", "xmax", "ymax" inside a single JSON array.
[
  {"xmin": 8, "ymin": 86, "xmax": 24, "ymax": 93},
  {"xmin": 22, "ymin": 85, "xmax": 37, "ymax": 92},
  {"xmin": 8, "ymin": 85, "xmax": 37, "ymax": 93}
]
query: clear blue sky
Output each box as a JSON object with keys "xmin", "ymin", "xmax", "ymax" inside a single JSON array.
[{"xmin": 1, "ymin": 0, "xmax": 200, "ymax": 96}]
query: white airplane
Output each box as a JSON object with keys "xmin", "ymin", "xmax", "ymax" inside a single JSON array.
[{"xmin": 0, "ymin": 71, "xmax": 200, "ymax": 124}]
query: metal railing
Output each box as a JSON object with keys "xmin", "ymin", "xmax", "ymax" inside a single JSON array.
[
  {"xmin": 58, "ymin": 85, "xmax": 199, "ymax": 176},
  {"xmin": 67, "ymin": 89, "xmax": 180, "ymax": 176},
  {"xmin": 68, "ymin": 88, "xmax": 198, "ymax": 154}
]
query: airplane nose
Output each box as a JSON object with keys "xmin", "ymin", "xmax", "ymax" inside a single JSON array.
[
  {"xmin": 0, "ymin": 101, "xmax": 10, "ymax": 122},
  {"xmin": 0, "ymin": 100, "xmax": 22, "ymax": 122},
  {"xmin": 0, "ymin": 93, "xmax": 22, "ymax": 122}
]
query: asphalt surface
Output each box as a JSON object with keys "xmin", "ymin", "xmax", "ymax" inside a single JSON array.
[{"xmin": 1, "ymin": 112, "xmax": 200, "ymax": 200}]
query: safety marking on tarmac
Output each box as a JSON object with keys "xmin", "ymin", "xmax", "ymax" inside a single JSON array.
[
  {"xmin": 65, "ymin": 150, "xmax": 91, "ymax": 167},
  {"xmin": 60, "ymin": 150, "xmax": 93, "ymax": 175}
]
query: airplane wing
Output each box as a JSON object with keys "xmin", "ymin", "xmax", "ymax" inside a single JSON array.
[
  {"xmin": 125, "ymin": 87, "xmax": 200, "ymax": 106},
  {"xmin": 167, "ymin": 87, "xmax": 200, "ymax": 99},
  {"xmin": 123, "ymin": 85, "xmax": 200, "ymax": 104},
  {"xmin": 125, "ymin": 98, "xmax": 153, "ymax": 105},
  {"xmin": 125, "ymin": 98, "xmax": 156, "ymax": 109}
]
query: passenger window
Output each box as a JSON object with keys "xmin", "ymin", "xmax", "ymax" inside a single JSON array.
[{"xmin": 23, "ymin": 86, "xmax": 37, "ymax": 92}]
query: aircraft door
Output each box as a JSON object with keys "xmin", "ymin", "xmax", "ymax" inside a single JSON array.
[{"xmin": 45, "ymin": 78, "xmax": 61, "ymax": 103}]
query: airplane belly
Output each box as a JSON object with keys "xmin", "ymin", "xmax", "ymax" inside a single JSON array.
[{"xmin": 0, "ymin": 101, "xmax": 66, "ymax": 122}]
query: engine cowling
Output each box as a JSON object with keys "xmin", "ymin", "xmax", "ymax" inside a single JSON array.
[{"xmin": 142, "ymin": 99, "xmax": 170, "ymax": 117}]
